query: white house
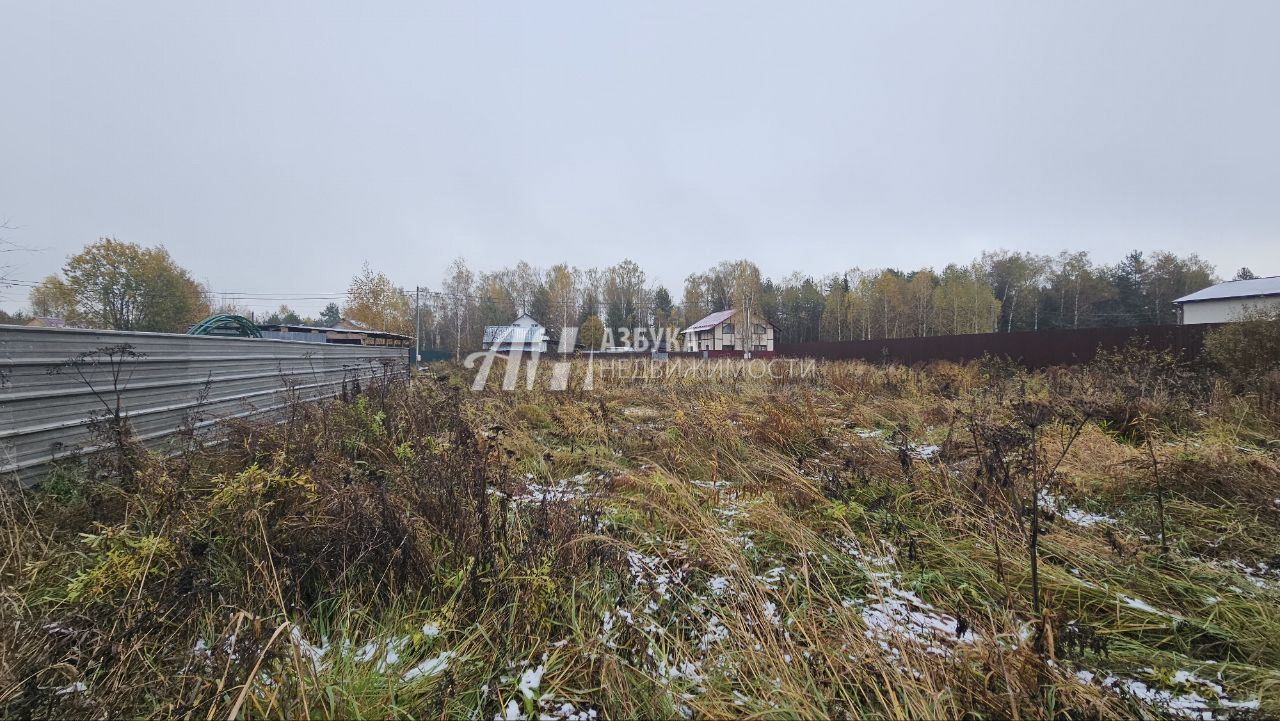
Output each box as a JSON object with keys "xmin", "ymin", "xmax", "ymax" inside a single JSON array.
[
  {"xmin": 680, "ymin": 309, "xmax": 776, "ymax": 354},
  {"xmin": 483, "ymin": 313, "xmax": 552, "ymax": 353},
  {"xmin": 1172, "ymin": 276, "xmax": 1280, "ymax": 324}
]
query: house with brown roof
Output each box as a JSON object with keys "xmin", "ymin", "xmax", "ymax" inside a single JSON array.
[{"xmin": 680, "ymin": 309, "xmax": 775, "ymax": 354}]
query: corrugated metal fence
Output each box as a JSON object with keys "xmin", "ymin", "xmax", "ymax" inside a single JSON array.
[
  {"xmin": 1, "ymin": 326, "xmax": 408, "ymax": 487},
  {"xmin": 778, "ymin": 324, "xmax": 1220, "ymax": 368}
]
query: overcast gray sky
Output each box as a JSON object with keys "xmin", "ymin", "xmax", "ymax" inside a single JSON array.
[{"xmin": 2, "ymin": 1, "xmax": 1278, "ymax": 315}]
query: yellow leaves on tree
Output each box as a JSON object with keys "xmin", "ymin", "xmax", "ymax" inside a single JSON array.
[{"xmin": 343, "ymin": 263, "xmax": 413, "ymax": 335}]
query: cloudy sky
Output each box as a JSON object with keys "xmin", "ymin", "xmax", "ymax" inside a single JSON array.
[{"xmin": 2, "ymin": 1, "xmax": 1277, "ymax": 314}]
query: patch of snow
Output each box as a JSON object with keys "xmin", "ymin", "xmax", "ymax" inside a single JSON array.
[
  {"xmin": 1038, "ymin": 491, "xmax": 1116, "ymax": 527},
  {"xmin": 656, "ymin": 657, "xmax": 704, "ymax": 686},
  {"xmin": 858, "ymin": 594, "xmax": 977, "ymax": 656},
  {"xmin": 288, "ymin": 625, "xmax": 329, "ymax": 671},
  {"xmin": 1077, "ymin": 667, "xmax": 1261, "ymax": 720},
  {"xmin": 848, "ymin": 561, "xmax": 979, "ymax": 656},
  {"xmin": 699, "ymin": 615, "xmax": 729, "ymax": 651},
  {"xmin": 755, "ymin": 566, "xmax": 786, "ymax": 590},
  {"xmin": 498, "ymin": 698, "xmax": 523, "ymax": 721},
  {"xmin": 403, "ymin": 651, "xmax": 453, "ymax": 681},
  {"xmin": 910, "ymin": 444, "xmax": 940, "ymax": 460},
  {"xmin": 56, "ymin": 681, "xmax": 87, "ymax": 696},
  {"xmin": 707, "ymin": 576, "xmax": 730, "ymax": 596},
  {"xmin": 349, "ymin": 635, "xmax": 409, "ymax": 672},
  {"xmin": 519, "ymin": 664, "xmax": 545, "ymax": 700},
  {"xmin": 514, "ymin": 474, "xmax": 595, "ymax": 504},
  {"xmin": 1215, "ymin": 559, "xmax": 1280, "ymax": 592},
  {"xmin": 535, "ymin": 700, "xmax": 599, "ymax": 721},
  {"xmin": 762, "ymin": 600, "xmax": 781, "ymax": 626},
  {"xmin": 353, "ymin": 640, "xmax": 380, "ymax": 663},
  {"xmin": 1118, "ymin": 595, "xmax": 1178, "ymax": 617}
]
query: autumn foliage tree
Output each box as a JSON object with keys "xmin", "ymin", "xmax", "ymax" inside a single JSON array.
[
  {"xmin": 343, "ymin": 263, "xmax": 412, "ymax": 335},
  {"xmin": 30, "ymin": 238, "xmax": 208, "ymax": 332},
  {"xmin": 578, "ymin": 315, "xmax": 606, "ymax": 351}
]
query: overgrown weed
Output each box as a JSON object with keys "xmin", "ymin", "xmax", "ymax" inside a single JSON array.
[{"xmin": 2, "ymin": 355, "xmax": 1278, "ymax": 719}]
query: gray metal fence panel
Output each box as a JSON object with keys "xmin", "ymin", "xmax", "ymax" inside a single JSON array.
[{"xmin": 0, "ymin": 325, "xmax": 408, "ymax": 487}]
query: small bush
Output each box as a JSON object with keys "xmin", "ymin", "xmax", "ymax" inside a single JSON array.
[
  {"xmin": 1204, "ymin": 308, "xmax": 1280, "ymax": 389},
  {"xmin": 512, "ymin": 402, "xmax": 553, "ymax": 428}
]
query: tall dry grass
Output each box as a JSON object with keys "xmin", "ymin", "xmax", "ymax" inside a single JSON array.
[{"xmin": 2, "ymin": 351, "xmax": 1278, "ymax": 719}]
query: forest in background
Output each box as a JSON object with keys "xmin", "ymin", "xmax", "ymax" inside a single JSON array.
[
  {"xmin": 416, "ymin": 249, "xmax": 1233, "ymax": 354},
  {"xmin": 6, "ymin": 238, "xmax": 1255, "ymax": 352}
]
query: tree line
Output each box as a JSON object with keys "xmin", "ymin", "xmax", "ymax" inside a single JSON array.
[
  {"xmin": 417, "ymin": 250, "xmax": 1231, "ymax": 354},
  {"xmin": 7, "ymin": 238, "xmax": 1244, "ymax": 351}
]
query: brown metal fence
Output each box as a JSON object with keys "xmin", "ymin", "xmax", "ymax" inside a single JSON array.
[{"xmin": 777, "ymin": 324, "xmax": 1221, "ymax": 368}]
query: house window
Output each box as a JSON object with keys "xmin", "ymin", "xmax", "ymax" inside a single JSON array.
[
  {"xmin": 721, "ymin": 323, "xmax": 734, "ymax": 335},
  {"xmin": 753, "ymin": 324, "xmax": 766, "ymax": 334}
]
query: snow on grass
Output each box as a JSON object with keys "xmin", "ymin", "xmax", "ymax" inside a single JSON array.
[
  {"xmin": 1038, "ymin": 491, "xmax": 1117, "ymax": 528},
  {"xmin": 762, "ymin": 600, "xmax": 781, "ymax": 626},
  {"xmin": 910, "ymin": 444, "xmax": 941, "ymax": 460},
  {"xmin": 497, "ymin": 699, "xmax": 522, "ymax": 721},
  {"xmin": 835, "ymin": 538, "xmax": 979, "ymax": 656},
  {"xmin": 625, "ymin": 549, "xmax": 686, "ymax": 604},
  {"xmin": 492, "ymin": 472, "xmax": 614, "ymax": 506},
  {"xmin": 1059, "ymin": 506, "xmax": 1116, "ymax": 527},
  {"xmin": 833, "ymin": 536, "xmax": 896, "ymax": 568},
  {"xmin": 55, "ymin": 681, "xmax": 87, "ymax": 696},
  {"xmin": 1118, "ymin": 594, "xmax": 1181, "ymax": 618},
  {"xmin": 537, "ymin": 702, "xmax": 599, "ymax": 721},
  {"xmin": 699, "ymin": 615, "xmax": 730, "ymax": 651},
  {"xmin": 1213, "ymin": 559, "xmax": 1280, "ymax": 592},
  {"xmin": 707, "ymin": 576, "xmax": 730, "ymax": 596},
  {"xmin": 402, "ymin": 651, "xmax": 454, "ymax": 682},
  {"xmin": 754, "ymin": 566, "xmax": 787, "ymax": 590},
  {"xmin": 288, "ymin": 624, "xmax": 329, "ymax": 671},
  {"xmin": 854, "ymin": 584, "xmax": 979, "ymax": 657},
  {"xmin": 1075, "ymin": 668, "xmax": 1261, "ymax": 720},
  {"xmin": 518, "ymin": 664, "xmax": 545, "ymax": 700}
]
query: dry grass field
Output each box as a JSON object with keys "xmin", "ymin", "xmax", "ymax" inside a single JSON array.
[{"xmin": 3, "ymin": 348, "xmax": 1278, "ymax": 719}]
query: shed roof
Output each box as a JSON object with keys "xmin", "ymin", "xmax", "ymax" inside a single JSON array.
[
  {"xmin": 256, "ymin": 322, "xmax": 412, "ymax": 341},
  {"xmin": 1173, "ymin": 276, "xmax": 1280, "ymax": 304}
]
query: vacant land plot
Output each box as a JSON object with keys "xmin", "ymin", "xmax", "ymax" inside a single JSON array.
[{"xmin": 2, "ymin": 351, "xmax": 1278, "ymax": 719}]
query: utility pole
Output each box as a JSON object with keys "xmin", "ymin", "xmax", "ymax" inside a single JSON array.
[{"xmin": 414, "ymin": 286, "xmax": 421, "ymax": 366}]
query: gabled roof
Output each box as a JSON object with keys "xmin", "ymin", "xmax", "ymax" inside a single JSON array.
[
  {"xmin": 681, "ymin": 309, "xmax": 738, "ymax": 334},
  {"xmin": 482, "ymin": 325, "xmax": 550, "ymax": 345},
  {"xmin": 681, "ymin": 309, "xmax": 776, "ymax": 334},
  {"xmin": 1173, "ymin": 276, "xmax": 1280, "ymax": 304}
]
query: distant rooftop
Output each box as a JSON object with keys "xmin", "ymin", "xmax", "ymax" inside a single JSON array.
[
  {"xmin": 1173, "ymin": 276, "xmax": 1280, "ymax": 304},
  {"xmin": 256, "ymin": 321, "xmax": 411, "ymax": 341},
  {"xmin": 482, "ymin": 324, "xmax": 552, "ymax": 345}
]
